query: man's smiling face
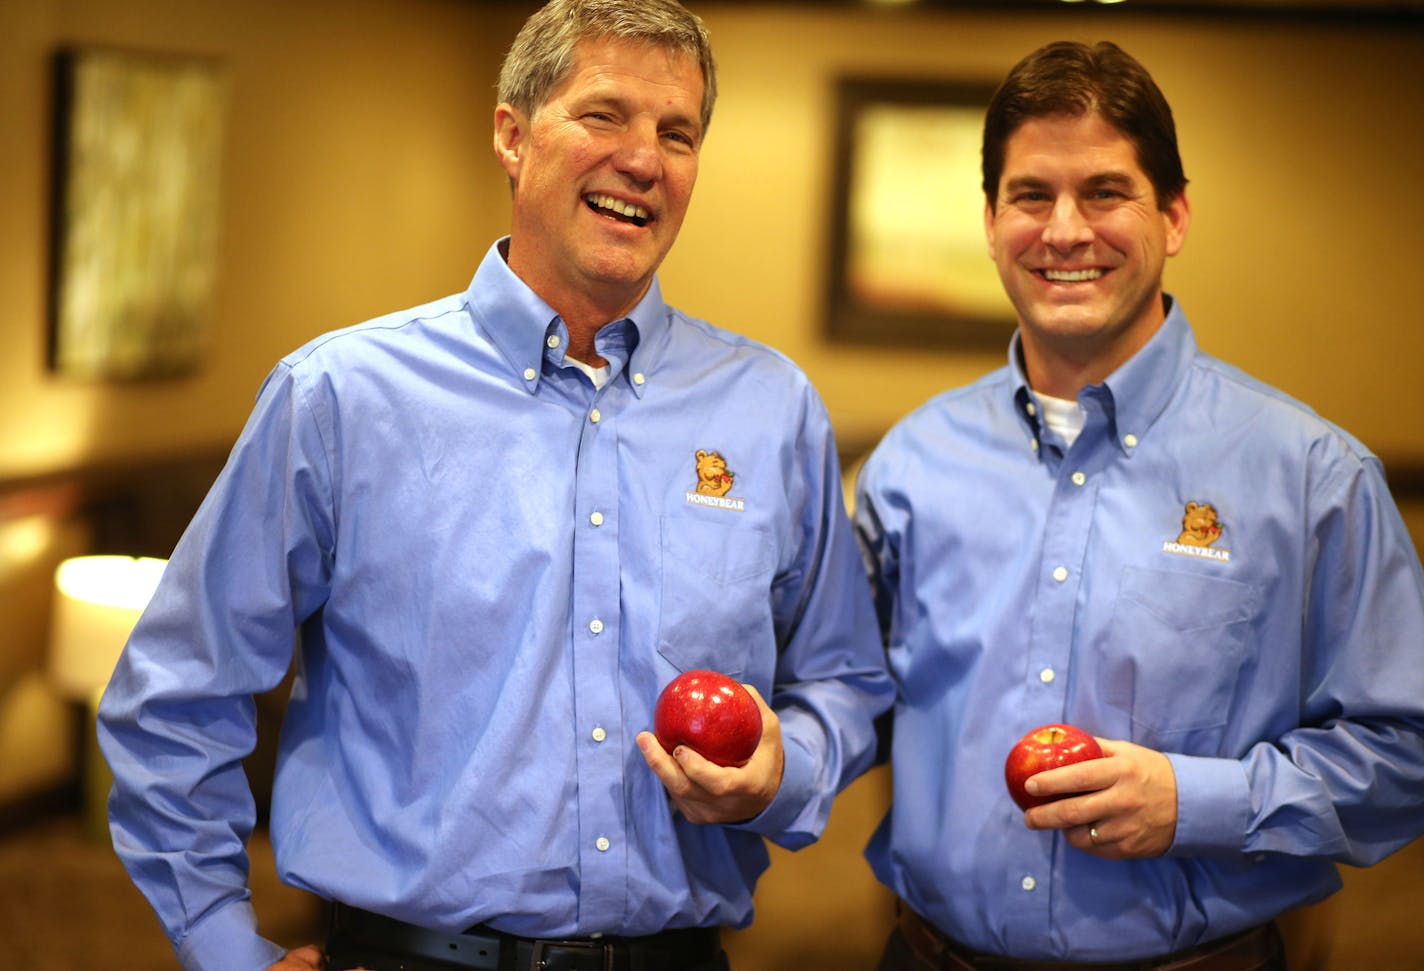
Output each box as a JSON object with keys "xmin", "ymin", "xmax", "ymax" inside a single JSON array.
[
  {"xmin": 496, "ymin": 35, "xmax": 704, "ymax": 323},
  {"xmin": 985, "ymin": 111, "xmax": 1189, "ymax": 392}
]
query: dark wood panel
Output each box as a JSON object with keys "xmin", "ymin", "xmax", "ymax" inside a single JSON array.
[{"xmin": 0, "ymin": 445, "xmax": 231, "ymax": 557}]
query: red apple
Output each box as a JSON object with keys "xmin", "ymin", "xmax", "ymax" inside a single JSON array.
[
  {"xmin": 1004, "ymin": 723, "xmax": 1103, "ymax": 811},
  {"xmin": 653, "ymin": 669, "xmax": 762, "ymax": 767}
]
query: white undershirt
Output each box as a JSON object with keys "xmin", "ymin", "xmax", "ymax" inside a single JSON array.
[
  {"xmin": 564, "ymin": 356, "xmax": 611, "ymax": 389},
  {"xmin": 1036, "ymin": 392, "xmax": 1085, "ymax": 448}
]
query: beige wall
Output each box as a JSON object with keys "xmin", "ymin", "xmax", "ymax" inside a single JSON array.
[
  {"xmin": 0, "ymin": 0, "xmax": 522, "ymax": 479},
  {"xmin": 667, "ymin": 6, "xmax": 1424, "ymax": 454},
  {"xmin": 3, "ymin": 3, "xmax": 1421, "ymax": 478}
]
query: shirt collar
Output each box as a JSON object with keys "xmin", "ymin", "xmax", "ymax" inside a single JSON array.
[
  {"xmin": 1102, "ymin": 295, "xmax": 1195, "ymax": 447},
  {"xmin": 463, "ymin": 237, "xmax": 671, "ymax": 398},
  {"xmin": 1008, "ymin": 294, "xmax": 1196, "ymax": 455},
  {"xmin": 613, "ymin": 274, "xmax": 668, "ymax": 400}
]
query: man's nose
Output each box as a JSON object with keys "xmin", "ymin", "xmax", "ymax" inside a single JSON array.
[
  {"xmin": 614, "ymin": 121, "xmax": 662, "ymax": 185},
  {"xmin": 1041, "ymin": 196, "xmax": 1093, "ymax": 251}
]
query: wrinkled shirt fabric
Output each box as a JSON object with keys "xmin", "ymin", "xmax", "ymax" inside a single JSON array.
[{"xmin": 99, "ymin": 240, "xmax": 892, "ymax": 971}]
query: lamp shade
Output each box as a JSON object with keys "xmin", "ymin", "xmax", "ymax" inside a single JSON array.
[{"xmin": 49, "ymin": 555, "xmax": 167, "ymax": 699}]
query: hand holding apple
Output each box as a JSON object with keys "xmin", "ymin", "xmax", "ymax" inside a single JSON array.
[
  {"xmin": 1004, "ymin": 722, "xmax": 1103, "ymax": 811},
  {"xmin": 653, "ymin": 669, "xmax": 763, "ymax": 768},
  {"xmin": 637, "ymin": 682, "xmax": 783, "ymax": 825}
]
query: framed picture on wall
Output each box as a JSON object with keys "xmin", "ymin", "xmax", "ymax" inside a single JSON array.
[
  {"xmin": 49, "ymin": 47, "xmax": 229, "ymax": 380},
  {"xmin": 825, "ymin": 77, "xmax": 1014, "ymax": 349}
]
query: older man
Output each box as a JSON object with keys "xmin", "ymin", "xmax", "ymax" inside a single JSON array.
[{"xmin": 98, "ymin": 3, "xmax": 892, "ymax": 970}]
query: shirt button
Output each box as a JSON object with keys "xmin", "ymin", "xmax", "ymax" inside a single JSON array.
[
  {"xmin": 632, "ymin": 372, "xmax": 645, "ymax": 386},
  {"xmin": 591, "ymin": 726, "xmax": 607, "ymax": 743},
  {"xmin": 595, "ymin": 837, "xmax": 610, "ymax": 852},
  {"xmin": 589, "ymin": 618, "xmax": 604, "ymax": 634},
  {"xmin": 1030, "ymin": 439, "xmax": 1040, "ymax": 452},
  {"xmin": 546, "ymin": 335, "xmax": 560, "ymax": 349},
  {"xmin": 1123, "ymin": 433, "xmax": 1139, "ymax": 448},
  {"xmin": 1039, "ymin": 667, "xmax": 1055, "ymax": 684},
  {"xmin": 522, "ymin": 367, "xmax": 536, "ymax": 381},
  {"xmin": 1052, "ymin": 566, "xmax": 1069, "ymax": 582},
  {"xmin": 1021, "ymin": 876, "xmax": 1037, "ymax": 892},
  {"xmin": 1025, "ymin": 401, "xmax": 1037, "ymax": 417},
  {"xmin": 590, "ymin": 408, "xmax": 602, "ymax": 424},
  {"xmin": 1071, "ymin": 471, "xmax": 1086, "ymax": 486},
  {"xmin": 590, "ymin": 511, "xmax": 604, "ymax": 527}
]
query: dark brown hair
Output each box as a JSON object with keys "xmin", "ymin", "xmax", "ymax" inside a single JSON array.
[{"xmin": 982, "ymin": 40, "xmax": 1187, "ymax": 210}]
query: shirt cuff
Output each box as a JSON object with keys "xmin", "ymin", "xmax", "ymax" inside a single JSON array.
[
  {"xmin": 1164, "ymin": 752, "xmax": 1252, "ymax": 856},
  {"xmin": 175, "ymin": 899, "xmax": 287, "ymax": 971}
]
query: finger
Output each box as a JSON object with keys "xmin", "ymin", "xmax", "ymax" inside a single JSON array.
[
  {"xmin": 1024, "ymin": 788, "xmax": 1110, "ymax": 832},
  {"xmin": 741, "ymin": 682, "xmax": 773, "ymax": 722},
  {"xmin": 291, "ymin": 945, "xmax": 324, "ymax": 967},
  {"xmin": 1026, "ymin": 759, "xmax": 1115, "ymax": 801},
  {"xmin": 636, "ymin": 731, "xmax": 692, "ymax": 794},
  {"xmin": 739, "ymin": 683, "xmax": 784, "ymax": 779},
  {"xmin": 1079, "ymin": 825, "xmax": 1110, "ymax": 856},
  {"xmin": 270, "ymin": 946, "xmax": 324, "ymax": 970},
  {"xmin": 672, "ymin": 741, "xmax": 738, "ymax": 794},
  {"xmin": 1093, "ymin": 735, "xmax": 1124, "ymax": 755}
]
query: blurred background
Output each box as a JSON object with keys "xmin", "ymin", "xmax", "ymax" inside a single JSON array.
[{"xmin": 2, "ymin": 0, "xmax": 1421, "ymax": 967}]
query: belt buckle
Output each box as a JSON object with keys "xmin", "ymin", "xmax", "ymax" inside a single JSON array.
[{"xmin": 529, "ymin": 938, "xmax": 616, "ymax": 971}]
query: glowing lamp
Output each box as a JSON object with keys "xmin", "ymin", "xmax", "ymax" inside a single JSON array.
[{"xmin": 49, "ymin": 555, "xmax": 166, "ymax": 700}]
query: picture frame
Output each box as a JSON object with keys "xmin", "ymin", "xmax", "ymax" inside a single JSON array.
[
  {"xmin": 824, "ymin": 77, "xmax": 1014, "ymax": 348},
  {"xmin": 49, "ymin": 47, "xmax": 228, "ymax": 380}
]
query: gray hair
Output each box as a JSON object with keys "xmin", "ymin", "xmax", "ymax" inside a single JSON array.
[{"xmin": 497, "ymin": 0, "xmax": 717, "ymax": 136}]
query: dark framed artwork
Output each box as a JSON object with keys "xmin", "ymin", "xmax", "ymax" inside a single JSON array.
[
  {"xmin": 825, "ymin": 77, "xmax": 1014, "ymax": 348},
  {"xmin": 49, "ymin": 47, "xmax": 228, "ymax": 380}
]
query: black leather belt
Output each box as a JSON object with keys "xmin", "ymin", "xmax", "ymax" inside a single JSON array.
[
  {"xmin": 326, "ymin": 902, "xmax": 724, "ymax": 971},
  {"xmin": 896, "ymin": 905, "xmax": 1284, "ymax": 971}
]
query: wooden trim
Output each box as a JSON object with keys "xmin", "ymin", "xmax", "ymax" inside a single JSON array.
[
  {"xmin": 0, "ymin": 445, "xmax": 231, "ymax": 556},
  {"xmin": 1383, "ymin": 458, "xmax": 1424, "ymax": 499}
]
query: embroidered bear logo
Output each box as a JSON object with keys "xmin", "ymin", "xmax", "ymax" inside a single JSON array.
[
  {"xmin": 1176, "ymin": 501, "xmax": 1223, "ymax": 548},
  {"xmin": 695, "ymin": 449, "xmax": 735, "ymax": 497}
]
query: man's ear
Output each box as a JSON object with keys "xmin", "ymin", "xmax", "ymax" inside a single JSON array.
[
  {"xmin": 983, "ymin": 198, "xmax": 998, "ymax": 259},
  {"xmin": 493, "ymin": 103, "xmax": 527, "ymax": 182},
  {"xmin": 1162, "ymin": 190, "xmax": 1191, "ymax": 258}
]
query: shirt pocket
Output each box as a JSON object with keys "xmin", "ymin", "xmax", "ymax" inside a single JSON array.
[
  {"xmin": 1098, "ymin": 566, "xmax": 1259, "ymax": 755},
  {"xmin": 657, "ymin": 515, "xmax": 776, "ymax": 681}
]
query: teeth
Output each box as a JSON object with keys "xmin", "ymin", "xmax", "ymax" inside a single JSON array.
[
  {"xmin": 586, "ymin": 193, "xmax": 650, "ymax": 222},
  {"xmin": 1043, "ymin": 268, "xmax": 1104, "ymax": 282}
]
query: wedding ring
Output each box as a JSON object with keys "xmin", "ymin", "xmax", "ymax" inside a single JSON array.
[{"xmin": 1089, "ymin": 825, "xmax": 1101, "ymax": 845}]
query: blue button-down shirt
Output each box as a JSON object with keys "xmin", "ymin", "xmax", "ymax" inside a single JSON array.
[
  {"xmin": 98, "ymin": 240, "xmax": 892, "ymax": 971},
  {"xmin": 854, "ymin": 298, "xmax": 1424, "ymax": 961}
]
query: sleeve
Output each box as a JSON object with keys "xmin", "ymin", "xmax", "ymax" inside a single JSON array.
[
  {"xmin": 851, "ymin": 445, "xmax": 902, "ymax": 768},
  {"xmin": 734, "ymin": 386, "xmax": 895, "ymax": 849},
  {"xmin": 1170, "ymin": 452, "xmax": 1424, "ymax": 865},
  {"xmin": 96, "ymin": 362, "xmax": 336, "ymax": 971},
  {"xmin": 851, "ymin": 444, "xmax": 900, "ymax": 657}
]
